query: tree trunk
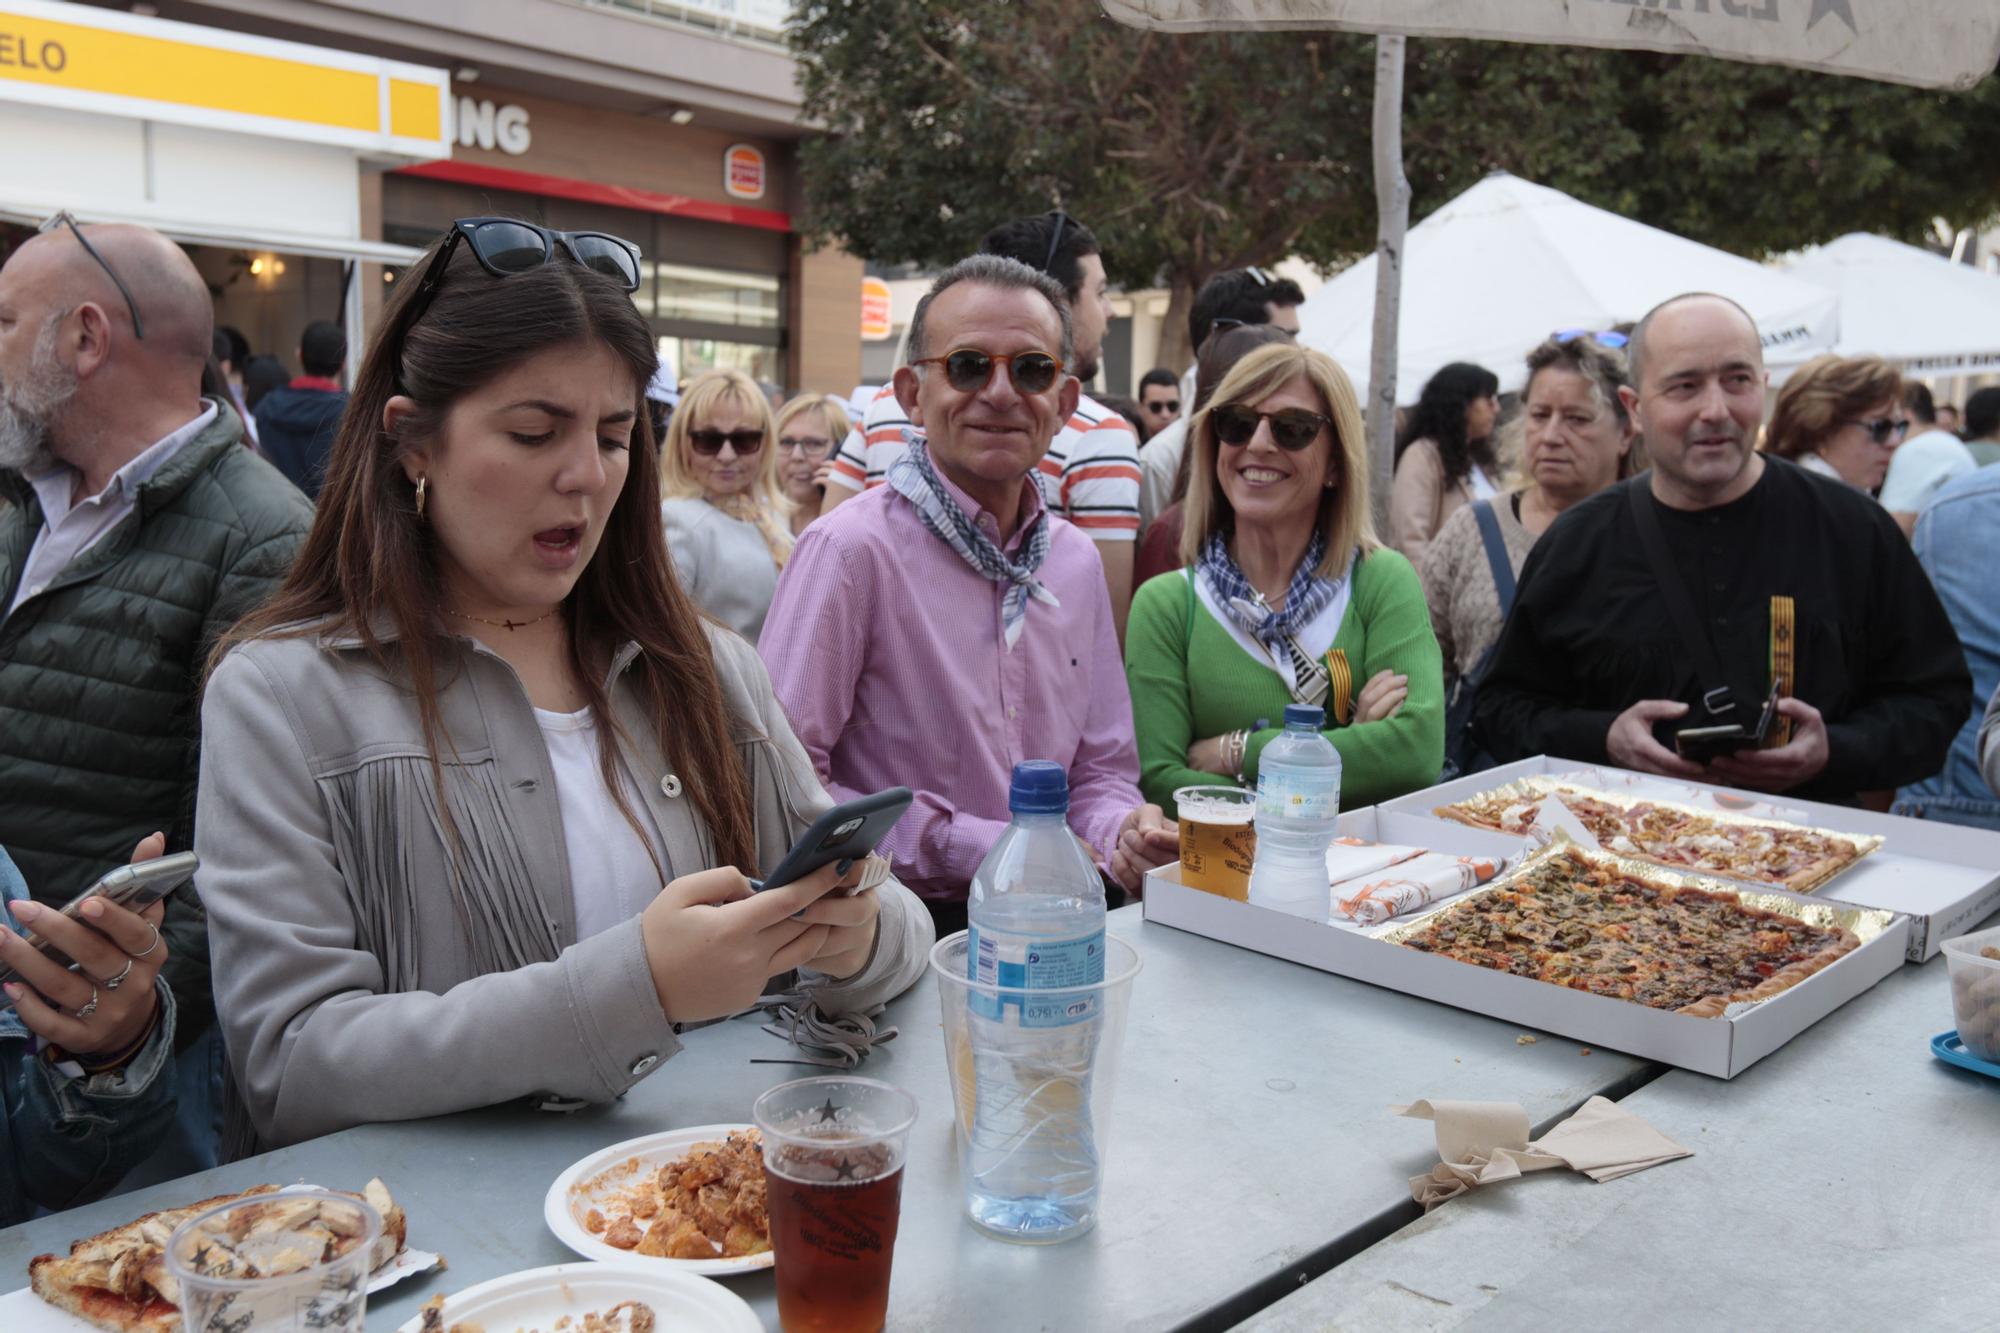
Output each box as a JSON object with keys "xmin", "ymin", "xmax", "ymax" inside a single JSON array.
[
  {"xmin": 1367, "ymin": 34, "xmax": 1411, "ymax": 534},
  {"xmin": 1154, "ymin": 272, "xmax": 1199, "ymax": 378}
]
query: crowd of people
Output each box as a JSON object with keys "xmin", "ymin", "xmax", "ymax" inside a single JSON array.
[{"xmin": 0, "ymin": 202, "xmax": 1995, "ymax": 1226}]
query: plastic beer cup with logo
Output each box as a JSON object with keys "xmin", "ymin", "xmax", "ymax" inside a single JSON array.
[
  {"xmin": 163, "ymin": 1190, "xmax": 382, "ymax": 1333},
  {"xmin": 1174, "ymin": 785, "xmax": 1257, "ymax": 899},
  {"xmin": 752, "ymin": 1076, "xmax": 918, "ymax": 1333}
]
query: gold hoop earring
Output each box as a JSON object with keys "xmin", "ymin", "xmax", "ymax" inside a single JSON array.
[{"xmin": 415, "ymin": 475, "xmax": 428, "ymax": 519}]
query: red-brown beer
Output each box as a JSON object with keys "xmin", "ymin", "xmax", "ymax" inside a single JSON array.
[{"xmin": 764, "ymin": 1142, "xmax": 904, "ymax": 1333}]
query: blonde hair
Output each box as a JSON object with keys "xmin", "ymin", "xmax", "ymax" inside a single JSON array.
[
  {"xmin": 773, "ymin": 393, "xmax": 853, "ymax": 450},
  {"xmin": 662, "ymin": 368, "xmax": 794, "ymax": 566},
  {"xmin": 1179, "ymin": 343, "xmax": 1380, "ymax": 574},
  {"xmin": 1764, "ymin": 355, "xmax": 1902, "ymax": 461}
]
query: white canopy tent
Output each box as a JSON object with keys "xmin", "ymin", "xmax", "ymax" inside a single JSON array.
[
  {"xmin": 1294, "ymin": 172, "xmax": 1841, "ymax": 405},
  {"xmin": 1774, "ymin": 232, "xmax": 2000, "ymax": 378}
]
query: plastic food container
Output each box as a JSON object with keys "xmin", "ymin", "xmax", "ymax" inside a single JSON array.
[{"xmin": 1941, "ymin": 924, "xmax": 2000, "ymax": 1062}]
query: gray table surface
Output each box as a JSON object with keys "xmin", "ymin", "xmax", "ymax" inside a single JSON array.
[
  {"xmin": 1244, "ymin": 923, "xmax": 2000, "ymax": 1333},
  {"xmin": 1, "ymin": 907, "xmax": 1653, "ymax": 1332}
]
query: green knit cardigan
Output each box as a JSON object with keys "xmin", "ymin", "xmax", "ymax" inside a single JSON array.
[{"xmin": 1124, "ymin": 547, "xmax": 1445, "ymax": 817}]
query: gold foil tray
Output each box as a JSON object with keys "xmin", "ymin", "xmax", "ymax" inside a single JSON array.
[
  {"xmin": 1378, "ymin": 833, "xmax": 1899, "ymax": 952},
  {"xmin": 1432, "ymin": 776, "xmax": 1884, "ymax": 894}
]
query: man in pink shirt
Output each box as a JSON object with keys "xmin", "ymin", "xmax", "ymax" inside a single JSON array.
[{"xmin": 761, "ymin": 256, "xmax": 1178, "ymax": 931}]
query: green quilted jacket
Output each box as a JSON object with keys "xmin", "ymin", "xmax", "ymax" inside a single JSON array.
[{"xmin": 0, "ymin": 401, "xmax": 312, "ymax": 1043}]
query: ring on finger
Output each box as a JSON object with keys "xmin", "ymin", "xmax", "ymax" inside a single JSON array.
[
  {"xmin": 74, "ymin": 985, "xmax": 99, "ymax": 1020},
  {"xmin": 132, "ymin": 923, "xmax": 162, "ymax": 958},
  {"xmin": 102, "ymin": 958, "xmax": 134, "ymax": 991}
]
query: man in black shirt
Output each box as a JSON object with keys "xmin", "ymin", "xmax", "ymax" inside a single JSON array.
[{"xmin": 1476, "ymin": 293, "xmax": 1969, "ymax": 802}]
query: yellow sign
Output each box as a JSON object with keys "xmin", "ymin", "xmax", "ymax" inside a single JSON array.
[
  {"xmin": 861, "ymin": 277, "xmax": 894, "ymax": 341},
  {"xmin": 0, "ymin": 0, "xmax": 448, "ymax": 158}
]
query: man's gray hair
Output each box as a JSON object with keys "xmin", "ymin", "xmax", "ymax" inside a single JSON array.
[
  {"xmin": 1627, "ymin": 291, "xmax": 1759, "ymax": 388},
  {"xmin": 905, "ymin": 255, "xmax": 1074, "ymax": 369}
]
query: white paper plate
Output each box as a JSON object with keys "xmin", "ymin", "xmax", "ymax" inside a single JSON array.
[
  {"xmin": 393, "ymin": 1261, "xmax": 757, "ymax": 1333},
  {"xmin": 545, "ymin": 1125, "xmax": 775, "ymax": 1276}
]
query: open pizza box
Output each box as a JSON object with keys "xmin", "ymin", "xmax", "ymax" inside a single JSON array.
[
  {"xmin": 1143, "ymin": 805, "xmax": 1912, "ymax": 1079},
  {"xmin": 1376, "ymin": 755, "xmax": 2000, "ymax": 962}
]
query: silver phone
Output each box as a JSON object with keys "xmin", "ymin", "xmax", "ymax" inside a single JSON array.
[{"xmin": 0, "ymin": 851, "xmax": 198, "ymax": 992}]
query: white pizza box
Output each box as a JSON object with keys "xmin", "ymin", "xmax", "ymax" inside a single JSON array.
[
  {"xmin": 1375, "ymin": 755, "xmax": 2000, "ymax": 962},
  {"xmin": 1142, "ymin": 816, "xmax": 1913, "ymax": 1079}
]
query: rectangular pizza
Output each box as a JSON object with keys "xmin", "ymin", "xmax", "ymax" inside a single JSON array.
[
  {"xmin": 1394, "ymin": 841, "xmax": 1861, "ymax": 1017},
  {"xmin": 1432, "ymin": 779, "xmax": 1880, "ymax": 892}
]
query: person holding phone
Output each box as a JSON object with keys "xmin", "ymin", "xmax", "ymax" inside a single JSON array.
[
  {"xmin": 195, "ymin": 218, "xmax": 932, "ymax": 1152},
  {"xmin": 773, "ymin": 393, "xmax": 851, "ymax": 538},
  {"xmin": 660, "ymin": 369, "xmax": 795, "ymax": 644},
  {"xmin": 0, "ymin": 836, "xmax": 179, "ymax": 1225}
]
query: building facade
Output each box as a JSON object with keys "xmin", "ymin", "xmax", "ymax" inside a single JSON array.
[{"xmin": 3, "ymin": 0, "xmax": 862, "ymax": 397}]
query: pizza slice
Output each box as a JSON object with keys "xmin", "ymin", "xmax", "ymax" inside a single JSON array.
[{"xmin": 29, "ymin": 1179, "xmax": 408, "ymax": 1333}]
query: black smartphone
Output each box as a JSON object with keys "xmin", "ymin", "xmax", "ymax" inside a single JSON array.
[
  {"xmin": 1675, "ymin": 680, "xmax": 1782, "ymax": 762},
  {"xmin": 0, "ymin": 851, "xmax": 199, "ymax": 991},
  {"xmin": 751, "ymin": 788, "xmax": 912, "ymax": 893}
]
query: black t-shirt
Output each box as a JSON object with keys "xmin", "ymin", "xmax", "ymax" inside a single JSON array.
[{"xmin": 1474, "ymin": 456, "xmax": 1970, "ymax": 801}]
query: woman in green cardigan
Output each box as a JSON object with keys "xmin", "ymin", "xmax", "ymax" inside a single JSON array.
[{"xmin": 1125, "ymin": 342, "xmax": 1445, "ymax": 816}]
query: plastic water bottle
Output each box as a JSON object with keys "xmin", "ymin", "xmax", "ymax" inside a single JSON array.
[
  {"xmin": 1250, "ymin": 703, "xmax": 1342, "ymax": 908},
  {"xmin": 964, "ymin": 760, "xmax": 1107, "ymax": 1242}
]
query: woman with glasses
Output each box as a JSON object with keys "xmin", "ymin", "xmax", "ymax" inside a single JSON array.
[
  {"xmin": 1125, "ymin": 343, "xmax": 1445, "ymax": 816},
  {"xmin": 1421, "ymin": 335, "xmax": 1639, "ymax": 776},
  {"xmin": 1762, "ymin": 355, "xmax": 1905, "ymax": 493},
  {"xmin": 193, "ymin": 218, "xmax": 931, "ymax": 1150},
  {"xmin": 772, "ymin": 394, "xmax": 852, "ymax": 538},
  {"xmin": 1390, "ymin": 361, "xmax": 1504, "ymax": 568},
  {"xmin": 660, "ymin": 369, "xmax": 795, "ymax": 644}
]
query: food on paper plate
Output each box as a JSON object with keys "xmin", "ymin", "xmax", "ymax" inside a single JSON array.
[
  {"xmin": 418, "ymin": 1292, "xmax": 655, "ymax": 1333},
  {"xmin": 1400, "ymin": 844, "xmax": 1860, "ymax": 1017},
  {"xmin": 28, "ymin": 1180, "xmax": 408, "ymax": 1333},
  {"xmin": 577, "ymin": 1129, "xmax": 770, "ymax": 1261},
  {"xmin": 1433, "ymin": 780, "xmax": 1877, "ymax": 891}
]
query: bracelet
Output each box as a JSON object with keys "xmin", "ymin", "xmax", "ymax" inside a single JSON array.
[
  {"xmin": 1223, "ymin": 728, "xmax": 1250, "ymax": 781},
  {"xmin": 71, "ymin": 1003, "xmax": 163, "ymax": 1077}
]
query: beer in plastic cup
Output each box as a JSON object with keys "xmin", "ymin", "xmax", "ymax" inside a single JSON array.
[
  {"xmin": 1174, "ymin": 785, "xmax": 1257, "ymax": 899},
  {"xmin": 753, "ymin": 1076, "xmax": 918, "ymax": 1333}
]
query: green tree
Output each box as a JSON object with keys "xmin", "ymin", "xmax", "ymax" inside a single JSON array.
[{"xmin": 793, "ymin": 3, "xmax": 2000, "ymax": 371}]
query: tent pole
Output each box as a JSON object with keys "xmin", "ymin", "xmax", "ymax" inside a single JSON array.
[{"xmin": 1367, "ymin": 33, "xmax": 1410, "ymax": 533}]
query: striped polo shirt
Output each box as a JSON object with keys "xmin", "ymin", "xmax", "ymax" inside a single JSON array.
[{"xmin": 824, "ymin": 384, "xmax": 1142, "ymax": 540}]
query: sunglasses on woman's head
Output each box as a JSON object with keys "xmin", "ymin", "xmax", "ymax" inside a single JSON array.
[
  {"xmin": 1210, "ymin": 403, "xmax": 1331, "ymax": 451},
  {"xmin": 1851, "ymin": 416, "xmax": 1910, "ymax": 445},
  {"xmin": 400, "ymin": 217, "xmax": 642, "ymax": 336},
  {"xmin": 688, "ymin": 428, "xmax": 765, "ymax": 456},
  {"xmin": 911, "ymin": 348, "xmax": 1066, "ymax": 395}
]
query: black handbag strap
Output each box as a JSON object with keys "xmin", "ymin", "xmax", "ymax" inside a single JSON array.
[
  {"xmin": 1625, "ymin": 484, "xmax": 1738, "ymax": 720},
  {"xmin": 1470, "ymin": 500, "xmax": 1517, "ymax": 617}
]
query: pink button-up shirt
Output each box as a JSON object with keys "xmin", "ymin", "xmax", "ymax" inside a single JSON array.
[{"xmin": 760, "ymin": 471, "xmax": 1142, "ymax": 901}]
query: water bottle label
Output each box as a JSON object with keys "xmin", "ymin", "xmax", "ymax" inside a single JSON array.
[
  {"xmin": 1257, "ymin": 772, "xmax": 1338, "ymax": 821},
  {"xmin": 967, "ymin": 926, "xmax": 1106, "ymax": 1028}
]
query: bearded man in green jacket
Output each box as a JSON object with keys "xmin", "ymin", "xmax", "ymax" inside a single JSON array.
[{"xmin": 0, "ymin": 219, "xmax": 312, "ymax": 1072}]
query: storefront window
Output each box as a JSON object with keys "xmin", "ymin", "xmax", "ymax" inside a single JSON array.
[
  {"xmin": 660, "ymin": 335, "xmax": 780, "ymax": 390},
  {"xmin": 647, "ymin": 262, "xmax": 780, "ymax": 329}
]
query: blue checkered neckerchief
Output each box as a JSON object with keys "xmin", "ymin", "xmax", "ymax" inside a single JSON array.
[
  {"xmin": 885, "ymin": 434, "xmax": 1058, "ymax": 651},
  {"xmin": 1195, "ymin": 530, "xmax": 1338, "ymax": 650}
]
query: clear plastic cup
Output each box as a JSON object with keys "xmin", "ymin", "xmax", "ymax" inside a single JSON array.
[
  {"xmin": 930, "ymin": 930, "xmax": 1141, "ymax": 1245},
  {"xmin": 1942, "ymin": 924, "xmax": 2000, "ymax": 1062},
  {"xmin": 164, "ymin": 1190, "xmax": 381, "ymax": 1333},
  {"xmin": 752, "ymin": 1075, "xmax": 918, "ymax": 1333},
  {"xmin": 1174, "ymin": 785, "xmax": 1257, "ymax": 900}
]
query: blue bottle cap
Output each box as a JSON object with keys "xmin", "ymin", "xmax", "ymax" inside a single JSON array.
[
  {"xmin": 1008, "ymin": 760, "xmax": 1070, "ymax": 815},
  {"xmin": 1283, "ymin": 703, "xmax": 1325, "ymax": 729}
]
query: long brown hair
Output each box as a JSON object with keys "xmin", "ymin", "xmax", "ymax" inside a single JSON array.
[{"xmin": 211, "ymin": 225, "xmax": 757, "ymax": 873}]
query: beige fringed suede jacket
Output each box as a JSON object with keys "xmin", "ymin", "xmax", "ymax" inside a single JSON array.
[{"xmin": 195, "ymin": 620, "xmax": 932, "ymax": 1149}]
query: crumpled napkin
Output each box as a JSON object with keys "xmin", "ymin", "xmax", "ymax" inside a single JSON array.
[{"xmin": 1393, "ymin": 1096, "xmax": 1692, "ymax": 1209}]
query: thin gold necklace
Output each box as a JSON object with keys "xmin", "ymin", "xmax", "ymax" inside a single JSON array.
[{"xmin": 446, "ymin": 606, "xmax": 561, "ymax": 632}]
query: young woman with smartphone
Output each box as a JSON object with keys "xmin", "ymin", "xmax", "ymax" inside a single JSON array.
[{"xmin": 195, "ymin": 219, "xmax": 932, "ymax": 1151}]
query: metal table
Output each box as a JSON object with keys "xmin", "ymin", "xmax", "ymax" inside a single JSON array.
[
  {"xmin": 1, "ymin": 907, "xmax": 1653, "ymax": 1331},
  {"xmin": 1244, "ymin": 933, "xmax": 2000, "ymax": 1333}
]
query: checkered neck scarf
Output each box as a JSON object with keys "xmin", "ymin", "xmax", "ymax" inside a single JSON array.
[
  {"xmin": 1196, "ymin": 531, "xmax": 1342, "ymax": 707},
  {"xmin": 886, "ymin": 434, "xmax": 1059, "ymax": 650}
]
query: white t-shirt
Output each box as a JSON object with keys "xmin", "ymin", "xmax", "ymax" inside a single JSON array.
[
  {"xmin": 825, "ymin": 384, "xmax": 1142, "ymax": 540},
  {"xmin": 1880, "ymin": 429, "xmax": 1979, "ymax": 514},
  {"xmin": 534, "ymin": 706, "xmax": 671, "ymax": 941}
]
